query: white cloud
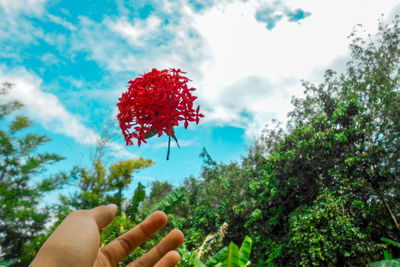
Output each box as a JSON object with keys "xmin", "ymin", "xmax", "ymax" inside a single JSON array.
[
  {"xmin": 0, "ymin": 9, "xmax": 45, "ymax": 47},
  {"xmin": 41, "ymin": 53, "xmax": 60, "ymax": 66},
  {"xmin": 107, "ymin": 142, "xmax": 138, "ymax": 159},
  {"xmin": 109, "ymin": 16, "xmax": 162, "ymax": 46},
  {"xmin": 66, "ymin": 0, "xmax": 400, "ymax": 140},
  {"xmin": 148, "ymin": 138, "xmax": 197, "ymax": 149},
  {"xmin": 47, "ymin": 14, "xmax": 77, "ymax": 31},
  {"xmin": 0, "ymin": 66, "xmax": 137, "ymax": 158},
  {"xmin": 0, "ymin": 66, "xmax": 100, "ymax": 144},
  {"xmin": 186, "ymin": 0, "xmax": 400, "ymax": 137},
  {"xmin": 135, "ymin": 175, "xmax": 156, "ymax": 182},
  {"xmin": 0, "ymin": 0, "xmax": 47, "ymax": 15},
  {"xmin": 71, "ymin": 11, "xmax": 209, "ymax": 78},
  {"xmin": 0, "ymin": 0, "xmax": 68, "ymax": 60}
]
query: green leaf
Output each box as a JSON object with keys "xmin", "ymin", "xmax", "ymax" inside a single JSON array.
[
  {"xmin": 19, "ymin": 134, "xmax": 51, "ymax": 154},
  {"xmin": 206, "ymin": 247, "xmax": 228, "ymax": 266},
  {"xmin": 127, "ymin": 183, "xmax": 146, "ymax": 218},
  {"xmin": 0, "ymin": 260, "xmax": 16, "ymax": 266},
  {"xmin": 368, "ymin": 259, "xmax": 400, "ymax": 267},
  {"xmin": 221, "ymin": 242, "xmax": 241, "ymax": 267},
  {"xmin": 149, "ymin": 187, "xmax": 185, "ymax": 214},
  {"xmin": 381, "ymin": 237, "xmax": 400, "ymax": 248},
  {"xmin": 384, "ymin": 250, "xmax": 393, "ymax": 260},
  {"xmin": 195, "ymin": 258, "xmax": 207, "ymax": 267},
  {"xmin": 9, "ymin": 116, "xmax": 31, "ymax": 133},
  {"xmin": 239, "ymin": 236, "xmax": 252, "ymax": 266}
]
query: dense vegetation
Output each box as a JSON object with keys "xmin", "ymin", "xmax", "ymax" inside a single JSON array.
[{"xmin": 1, "ymin": 16, "xmax": 400, "ymax": 266}]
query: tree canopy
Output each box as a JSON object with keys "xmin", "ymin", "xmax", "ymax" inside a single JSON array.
[{"xmin": 0, "ymin": 84, "xmax": 66, "ymax": 265}]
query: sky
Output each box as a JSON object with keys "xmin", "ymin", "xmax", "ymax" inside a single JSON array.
[{"xmin": 0, "ymin": 0, "xmax": 399, "ymax": 201}]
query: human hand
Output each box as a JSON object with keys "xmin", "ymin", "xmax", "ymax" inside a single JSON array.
[{"xmin": 30, "ymin": 204, "xmax": 184, "ymax": 267}]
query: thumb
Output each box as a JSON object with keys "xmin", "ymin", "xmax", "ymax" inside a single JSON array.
[{"xmin": 89, "ymin": 204, "xmax": 118, "ymax": 230}]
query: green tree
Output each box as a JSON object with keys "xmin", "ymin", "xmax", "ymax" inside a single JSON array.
[
  {"xmin": 246, "ymin": 16, "xmax": 400, "ymax": 265},
  {"xmin": 287, "ymin": 191, "xmax": 376, "ymax": 266},
  {"xmin": 0, "ymin": 83, "xmax": 66, "ymax": 266},
  {"xmin": 52, "ymin": 156, "xmax": 156, "ymax": 265},
  {"xmin": 139, "ymin": 181, "xmax": 173, "ymax": 212},
  {"xmin": 173, "ymin": 149, "xmax": 254, "ymax": 255},
  {"xmin": 57, "ymin": 157, "xmax": 154, "ymax": 218}
]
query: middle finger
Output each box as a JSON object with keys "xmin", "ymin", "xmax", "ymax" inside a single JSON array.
[{"xmin": 126, "ymin": 229, "xmax": 184, "ymax": 267}]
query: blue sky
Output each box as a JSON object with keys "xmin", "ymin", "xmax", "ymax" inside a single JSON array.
[{"xmin": 1, "ymin": 0, "xmax": 399, "ymax": 202}]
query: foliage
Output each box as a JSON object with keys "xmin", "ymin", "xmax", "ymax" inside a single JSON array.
[
  {"xmin": 174, "ymin": 148, "xmax": 254, "ymax": 252},
  {"xmin": 0, "ymin": 84, "xmax": 66, "ymax": 266},
  {"xmin": 286, "ymin": 191, "xmax": 376, "ymax": 266},
  {"xmin": 179, "ymin": 236, "xmax": 252, "ymax": 267},
  {"xmin": 368, "ymin": 259, "xmax": 400, "ymax": 267},
  {"xmin": 239, "ymin": 16, "xmax": 400, "ymax": 265},
  {"xmin": 148, "ymin": 187, "xmax": 185, "ymax": 215},
  {"xmin": 101, "ymin": 186, "xmax": 186, "ymax": 265},
  {"xmin": 56, "ymin": 157, "xmax": 154, "ymax": 219},
  {"xmin": 368, "ymin": 238, "xmax": 400, "ymax": 266},
  {"xmin": 3, "ymin": 15, "xmax": 400, "ymax": 267},
  {"xmin": 168, "ymin": 16, "xmax": 400, "ymax": 266}
]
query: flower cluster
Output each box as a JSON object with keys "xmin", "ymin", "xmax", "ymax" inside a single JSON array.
[{"xmin": 117, "ymin": 68, "xmax": 204, "ymax": 146}]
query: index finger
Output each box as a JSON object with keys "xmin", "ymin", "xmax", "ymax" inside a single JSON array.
[{"xmin": 99, "ymin": 211, "xmax": 167, "ymax": 266}]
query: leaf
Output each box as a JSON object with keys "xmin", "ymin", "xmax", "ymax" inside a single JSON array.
[
  {"xmin": 195, "ymin": 258, "xmax": 207, "ymax": 267},
  {"xmin": 206, "ymin": 247, "xmax": 228, "ymax": 266},
  {"xmin": 149, "ymin": 187, "xmax": 185, "ymax": 214},
  {"xmin": 0, "ymin": 260, "xmax": 16, "ymax": 266},
  {"xmin": 368, "ymin": 259, "xmax": 400, "ymax": 267},
  {"xmin": 221, "ymin": 242, "xmax": 241, "ymax": 267},
  {"xmin": 384, "ymin": 250, "xmax": 393, "ymax": 260},
  {"xmin": 127, "ymin": 183, "xmax": 146, "ymax": 219},
  {"xmin": 19, "ymin": 134, "xmax": 51, "ymax": 155},
  {"xmin": 381, "ymin": 237, "xmax": 400, "ymax": 248},
  {"xmin": 9, "ymin": 116, "xmax": 31, "ymax": 133},
  {"xmin": 239, "ymin": 236, "xmax": 252, "ymax": 266}
]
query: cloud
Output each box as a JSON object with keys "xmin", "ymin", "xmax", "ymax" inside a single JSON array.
[
  {"xmin": 202, "ymin": 75, "xmax": 297, "ymax": 136},
  {"xmin": 134, "ymin": 175, "xmax": 156, "ymax": 182},
  {"xmin": 149, "ymin": 138, "xmax": 198, "ymax": 149},
  {"xmin": 386, "ymin": 3, "xmax": 400, "ymax": 23},
  {"xmin": 187, "ymin": 0, "xmax": 400, "ymax": 137},
  {"xmin": 255, "ymin": 1, "xmax": 311, "ymax": 30},
  {"xmin": 255, "ymin": 2, "xmax": 284, "ymax": 30},
  {"xmin": 47, "ymin": 13, "xmax": 77, "ymax": 31},
  {"xmin": 69, "ymin": 5, "xmax": 210, "ymax": 80},
  {"xmin": 0, "ymin": 66, "xmax": 100, "ymax": 144},
  {"xmin": 287, "ymin": 8, "xmax": 311, "ymax": 22},
  {"xmin": 33, "ymin": 0, "xmax": 399, "ymax": 143},
  {"xmin": 0, "ymin": 66, "xmax": 137, "ymax": 158},
  {"xmin": 109, "ymin": 15, "xmax": 162, "ymax": 46},
  {"xmin": 0, "ymin": 0, "xmax": 71, "ymax": 65},
  {"xmin": 0, "ymin": 8, "xmax": 44, "ymax": 47},
  {"xmin": 41, "ymin": 53, "xmax": 60, "ymax": 66},
  {"xmin": 0, "ymin": 0, "xmax": 47, "ymax": 15}
]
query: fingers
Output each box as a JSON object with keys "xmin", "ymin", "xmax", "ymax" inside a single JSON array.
[
  {"xmin": 127, "ymin": 229, "xmax": 184, "ymax": 267},
  {"xmin": 100, "ymin": 211, "xmax": 168, "ymax": 266},
  {"xmin": 89, "ymin": 204, "xmax": 118, "ymax": 230},
  {"xmin": 154, "ymin": 251, "xmax": 181, "ymax": 267},
  {"xmin": 30, "ymin": 204, "xmax": 119, "ymax": 267}
]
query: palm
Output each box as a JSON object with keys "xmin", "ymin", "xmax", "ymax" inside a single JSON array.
[{"xmin": 30, "ymin": 206, "xmax": 183, "ymax": 267}]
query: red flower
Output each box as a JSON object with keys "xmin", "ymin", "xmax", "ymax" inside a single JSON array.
[{"xmin": 117, "ymin": 68, "xmax": 204, "ymax": 147}]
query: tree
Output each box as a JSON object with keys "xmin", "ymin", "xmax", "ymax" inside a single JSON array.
[
  {"xmin": 57, "ymin": 157, "xmax": 154, "ymax": 219},
  {"xmin": 140, "ymin": 181, "xmax": 173, "ymax": 211},
  {"xmin": 172, "ymin": 149, "xmax": 254, "ymax": 255},
  {"xmin": 0, "ymin": 83, "xmax": 66, "ymax": 266},
  {"xmin": 245, "ymin": 15, "xmax": 400, "ymax": 265}
]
